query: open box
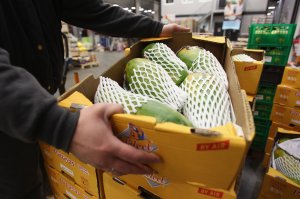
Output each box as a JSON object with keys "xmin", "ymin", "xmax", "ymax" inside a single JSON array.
[
  {"xmin": 58, "ymin": 33, "xmax": 255, "ymax": 190},
  {"xmin": 259, "ymin": 127, "xmax": 300, "ymax": 199},
  {"xmin": 231, "ymin": 48, "xmax": 264, "ymax": 95}
]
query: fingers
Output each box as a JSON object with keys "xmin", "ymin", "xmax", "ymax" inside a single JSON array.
[
  {"xmin": 109, "ymin": 157, "xmax": 154, "ymax": 175},
  {"xmin": 103, "ymin": 103, "xmax": 124, "ymax": 117},
  {"xmin": 160, "ymin": 24, "xmax": 190, "ymax": 37},
  {"xmin": 94, "ymin": 103, "xmax": 123, "ymax": 116},
  {"xmin": 175, "ymin": 24, "xmax": 190, "ymax": 32},
  {"xmin": 114, "ymin": 140, "xmax": 161, "ymax": 165}
]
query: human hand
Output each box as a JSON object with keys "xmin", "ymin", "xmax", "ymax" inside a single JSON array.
[
  {"xmin": 159, "ymin": 23, "xmax": 190, "ymax": 37},
  {"xmin": 69, "ymin": 103, "xmax": 161, "ymax": 176}
]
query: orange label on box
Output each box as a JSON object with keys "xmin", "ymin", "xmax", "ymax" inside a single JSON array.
[
  {"xmin": 54, "ymin": 149, "xmax": 75, "ymax": 167},
  {"xmin": 196, "ymin": 140, "xmax": 230, "ymax": 151},
  {"xmin": 198, "ymin": 188, "xmax": 224, "ymax": 198},
  {"xmin": 244, "ymin": 65, "xmax": 257, "ymax": 71}
]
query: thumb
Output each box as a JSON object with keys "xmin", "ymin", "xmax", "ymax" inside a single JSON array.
[{"xmin": 96, "ymin": 103, "xmax": 124, "ymax": 118}]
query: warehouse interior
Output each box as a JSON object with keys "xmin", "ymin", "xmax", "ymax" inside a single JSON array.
[{"xmin": 2, "ymin": 0, "xmax": 300, "ymax": 199}]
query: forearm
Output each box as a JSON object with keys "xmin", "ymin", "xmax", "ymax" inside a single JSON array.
[
  {"xmin": 61, "ymin": 0, "xmax": 163, "ymax": 38},
  {"xmin": 0, "ymin": 48, "xmax": 79, "ymax": 151}
]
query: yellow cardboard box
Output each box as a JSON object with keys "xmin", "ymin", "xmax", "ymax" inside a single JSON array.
[
  {"xmin": 259, "ymin": 167, "xmax": 300, "ymax": 199},
  {"xmin": 270, "ymin": 104, "xmax": 300, "ymax": 127},
  {"xmin": 274, "ymin": 84, "xmax": 300, "ymax": 108},
  {"xmin": 39, "ymin": 140, "xmax": 99, "ymax": 198},
  {"xmin": 103, "ymin": 173, "xmax": 142, "ymax": 199},
  {"xmin": 46, "ymin": 166, "xmax": 98, "ymax": 199},
  {"xmin": 259, "ymin": 127, "xmax": 300, "ymax": 199},
  {"xmin": 58, "ymin": 33, "xmax": 255, "ymax": 190},
  {"xmin": 263, "ymin": 153, "xmax": 271, "ymax": 169},
  {"xmin": 281, "ymin": 66, "xmax": 300, "ymax": 89},
  {"xmin": 264, "ymin": 137, "xmax": 275, "ymax": 155},
  {"xmin": 231, "ymin": 48, "xmax": 264, "ymax": 95},
  {"xmin": 39, "ymin": 92, "xmax": 100, "ymax": 198},
  {"xmin": 269, "ymin": 122, "xmax": 300, "ymax": 138},
  {"xmin": 103, "ymin": 172, "xmax": 237, "ymax": 199}
]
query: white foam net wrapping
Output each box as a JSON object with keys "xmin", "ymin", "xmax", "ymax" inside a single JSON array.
[
  {"xmin": 190, "ymin": 48, "xmax": 229, "ymax": 89},
  {"xmin": 232, "ymin": 54, "xmax": 257, "ymax": 62},
  {"xmin": 94, "ymin": 76, "xmax": 150, "ymax": 114},
  {"xmin": 274, "ymin": 148, "xmax": 300, "ymax": 183},
  {"xmin": 143, "ymin": 43, "xmax": 188, "ymax": 83},
  {"xmin": 128, "ymin": 61, "xmax": 187, "ymax": 111},
  {"xmin": 181, "ymin": 73, "xmax": 236, "ymax": 129}
]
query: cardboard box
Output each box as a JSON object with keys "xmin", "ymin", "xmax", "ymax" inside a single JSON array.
[
  {"xmin": 269, "ymin": 122, "xmax": 300, "ymax": 138},
  {"xmin": 281, "ymin": 66, "xmax": 300, "ymax": 89},
  {"xmin": 231, "ymin": 48, "xmax": 264, "ymax": 95},
  {"xmin": 274, "ymin": 84, "xmax": 300, "ymax": 108},
  {"xmin": 46, "ymin": 166, "xmax": 98, "ymax": 199},
  {"xmin": 270, "ymin": 104, "xmax": 300, "ymax": 127},
  {"xmin": 259, "ymin": 167, "xmax": 300, "ymax": 199},
  {"xmin": 103, "ymin": 172, "xmax": 236, "ymax": 199},
  {"xmin": 39, "ymin": 141, "xmax": 99, "ymax": 198},
  {"xmin": 264, "ymin": 137, "xmax": 275, "ymax": 155},
  {"xmin": 259, "ymin": 127, "xmax": 300, "ymax": 199},
  {"xmin": 59, "ymin": 33, "xmax": 255, "ymax": 190},
  {"xmin": 103, "ymin": 173, "xmax": 142, "ymax": 199},
  {"xmin": 263, "ymin": 153, "xmax": 271, "ymax": 169}
]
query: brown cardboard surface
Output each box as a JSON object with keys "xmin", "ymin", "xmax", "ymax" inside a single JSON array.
[
  {"xmin": 259, "ymin": 167, "xmax": 300, "ymax": 199},
  {"xmin": 45, "ymin": 166, "xmax": 98, "ymax": 199},
  {"xmin": 39, "ymin": 141, "xmax": 99, "ymax": 198},
  {"xmin": 281, "ymin": 67, "xmax": 300, "ymax": 89},
  {"xmin": 271, "ymin": 104, "xmax": 300, "ymax": 127},
  {"xmin": 58, "ymin": 33, "xmax": 254, "ymax": 190},
  {"xmin": 274, "ymin": 84, "xmax": 300, "ymax": 108}
]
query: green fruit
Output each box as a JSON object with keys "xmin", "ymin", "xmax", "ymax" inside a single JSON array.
[
  {"xmin": 177, "ymin": 46, "xmax": 228, "ymax": 89},
  {"xmin": 180, "ymin": 73, "xmax": 235, "ymax": 129},
  {"xmin": 143, "ymin": 43, "xmax": 189, "ymax": 86},
  {"xmin": 136, "ymin": 101, "xmax": 193, "ymax": 127},
  {"xmin": 125, "ymin": 58, "xmax": 187, "ymax": 111},
  {"xmin": 95, "ymin": 76, "xmax": 192, "ymax": 127}
]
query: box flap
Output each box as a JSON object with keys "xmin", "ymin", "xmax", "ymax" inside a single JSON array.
[{"xmin": 231, "ymin": 48, "xmax": 264, "ymax": 61}]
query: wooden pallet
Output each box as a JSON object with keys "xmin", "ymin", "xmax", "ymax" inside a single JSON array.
[{"xmin": 80, "ymin": 61, "xmax": 99, "ymax": 69}]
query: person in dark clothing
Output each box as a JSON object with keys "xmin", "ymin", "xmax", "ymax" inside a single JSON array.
[{"xmin": 0, "ymin": 1, "xmax": 189, "ymax": 198}]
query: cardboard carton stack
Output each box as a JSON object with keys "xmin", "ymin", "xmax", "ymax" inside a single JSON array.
[
  {"xmin": 246, "ymin": 24, "xmax": 297, "ymax": 151},
  {"xmin": 39, "ymin": 93, "xmax": 102, "ymax": 199},
  {"xmin": 258, "ymin": 66, "xmax": 300, "ymax": 198}
]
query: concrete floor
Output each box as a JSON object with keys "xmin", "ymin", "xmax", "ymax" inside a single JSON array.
[{"xmin": 63, "ymin": 51, "xmax": 265, "ymax": 199}]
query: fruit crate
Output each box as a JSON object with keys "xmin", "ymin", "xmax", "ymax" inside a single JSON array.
[
  {"xmin": 260, "ymin": 65, "xmax": 285, "ymax": 85},
  {"xmin": 247, "ymin": 24, "xmax": 296, "ymax": 47},
  {"xmin": 251, "ymin": 118, "xmax": 271, "ymax": 150},
  {"xmin": 253, "ymin": 100, "xmax": 273, "ymax": 120},
  {"xmin": 255, "ymin": 83, "xmax": 277, "ymax": 104},
  {"xmin": 248, "ymin": 46, "xmax": 291, "ymax": 66}
]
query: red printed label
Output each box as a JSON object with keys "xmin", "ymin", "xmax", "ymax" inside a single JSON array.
[
  {"xmin": 244, "ymin": 65, "xmax": 257, "ymax": 71},
  {"xmin": 198, "ymin": 188, "xmax": 224, "ymax": 198},
  {"xmin": 196, "ymin": 140, "xmax": 230, "ymax": 151}
]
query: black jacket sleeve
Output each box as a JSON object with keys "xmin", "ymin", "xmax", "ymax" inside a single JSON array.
[
  {"xmin": 0, "ymin": 48, "xmax": 79, "ymax": 151},
  {"xmin": 60, "ymin": 0, "xmax": 164, "ymax": 38}
]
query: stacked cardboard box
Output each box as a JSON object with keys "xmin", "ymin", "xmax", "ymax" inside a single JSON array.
[
  {"xmin": 39, "ymin": 92, "xmax": 102, "ymax": 199},
  {"xmin": 258, "ymin": 66, "xmax": 300, "ymax": 198}
]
